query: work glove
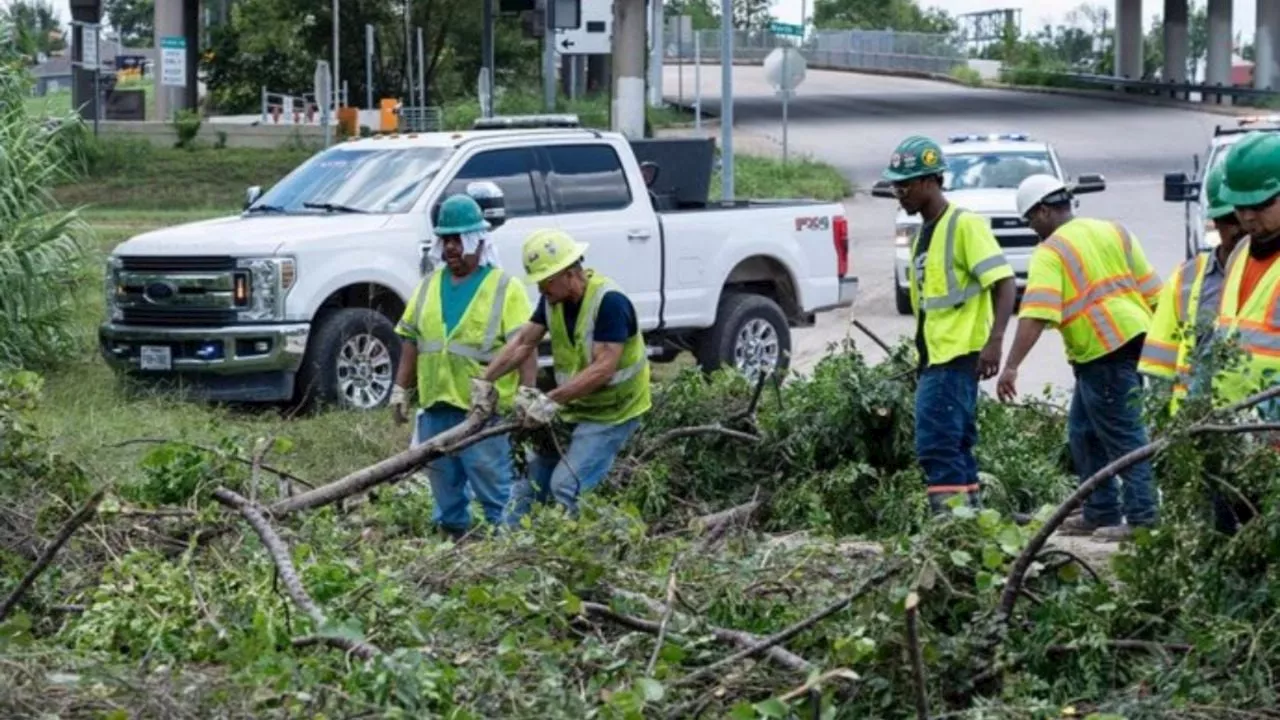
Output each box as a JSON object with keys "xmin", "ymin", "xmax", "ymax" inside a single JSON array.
[
  {"xmin": 390, "ymin": 385, "xmax": 412, "ymax": 425},
  {"xmin": 514, "ymin": 386, "xmax": 560, "ymax": 428},
  {"xmin": 470, "ymin": 378, "xmax": 498, "ymax": 417}
]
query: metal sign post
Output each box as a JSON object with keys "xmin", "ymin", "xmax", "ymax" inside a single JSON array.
[
  {"xmin": 543, "ymin": 0, "xmax": 557, "ymax": 111},
  {"xmin": 72, "ymin": 21, "xmax": 102, "ymax": 135},
  {"xmin": 719, "ymin": 0, "xmax": 734, "ymax": 204},
  {"xmin": 764, "ymin": 30, "xmax": 806, "ymax": 165},
  {"xmin": 693, "ymin": 30, "xmax": 701, "ymax": 130},
  {"xmin": 365, "ymin": 23, "xmax": 374, "ymax": 110},
  {"xmin": 315, "ymin": 60, "xmax": 333, "ymax": 148}
]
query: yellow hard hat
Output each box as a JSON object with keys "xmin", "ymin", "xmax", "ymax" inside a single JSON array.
[{"xmin": 522, "ymin": 228, "xmax": 589, "ymax": 283}]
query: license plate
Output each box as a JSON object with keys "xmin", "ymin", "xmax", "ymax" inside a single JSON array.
[{"xmin": 139, "ymin": 345, "xmax": 172, "ymax": 371}]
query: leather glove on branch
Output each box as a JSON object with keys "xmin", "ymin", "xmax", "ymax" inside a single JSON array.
[
  {"xmin": 390, "ymin": 385, "xmax": 412, "ymax": 425},
  {"xmin": 470, "ymin": 378, "xmax": 498, "ymax": 417},
  {"xmin": 514, "ymin": 386, "xmax": 560, "ymax": 427}
]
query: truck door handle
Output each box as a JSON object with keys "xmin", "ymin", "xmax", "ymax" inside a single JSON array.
[{"xmin": 627, "ymin": 229, "xmax": 651, "ymax": 241}]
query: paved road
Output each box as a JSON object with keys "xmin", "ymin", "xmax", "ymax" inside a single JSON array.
[{"xmin": 662, "ymin": 64, "xmax": 1229, "ymax": 400}]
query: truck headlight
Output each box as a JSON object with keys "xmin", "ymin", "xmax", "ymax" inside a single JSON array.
[
  {"xmin": 104, "ymin": 256, "xmax": 123, "ymax": 321},
  {"xmin": 236, "ymin": 257, "xmax": 297, "ymax": 321},
  {"xmin": 895, "ymin": 224, "xmax": 917, "ymax": 248}
]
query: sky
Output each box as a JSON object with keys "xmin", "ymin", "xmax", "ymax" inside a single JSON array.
[{"xmin": 40, "ymin": 0, "xmax": 1264, "ymax": 44}]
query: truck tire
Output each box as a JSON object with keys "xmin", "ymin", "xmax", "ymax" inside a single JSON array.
[
  {"xmin": 696, "ymin": 292, "xmax": 791, "ymax": 379},
  {"xmin": 894, "ymin": 277, "xmax": 913, "ymax": 315},
  {"xmin": 295, "ymin": 307, "xmax": 401, "ymax": 412}
]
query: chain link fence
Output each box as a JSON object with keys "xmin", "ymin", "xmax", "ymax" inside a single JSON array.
[{"xmin": 663, "ymin": 27, "xmax": 966, "ymax": 76}]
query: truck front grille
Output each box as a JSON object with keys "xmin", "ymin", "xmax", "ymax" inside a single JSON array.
[
  {"xmin": 995, "ymin": 232, "xmax": 1041, "ymax": 248},
  {"xmin": 121, "ymin": 309, "xmax": 239, "ymax": 326},
  {"xmin": 120, "ymin": 255, "xmax": 238, "ymax": 272}
]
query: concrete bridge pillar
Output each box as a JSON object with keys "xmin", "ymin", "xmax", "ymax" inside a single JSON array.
[
  {"xmin": 1164, "ymin": 0, "xmax": 1189, "ymax": 82},
  {"xmin": 1257, "ymin": 0, "xmax": 1280, "ymax": 90},
  {"xmin": 1114, "ymin": 0, "xmax": 1144, "ymax": 79},
  {"xmin": 1204, "ymin": 0, "xmax": 1233, "ymax": 91}
]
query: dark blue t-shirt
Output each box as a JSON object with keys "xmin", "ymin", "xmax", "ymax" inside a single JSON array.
[{"xmin": 531, "ymin": 291, "xmax": 638, "ymax": 345}]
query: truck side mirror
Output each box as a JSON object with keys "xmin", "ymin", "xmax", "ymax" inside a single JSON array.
[
  {"xmin": 1164, "ymin": 172, "xmax": 1199, "ymax": 203},
  {"xmin": 1072, "ymin": 173, "xmax": 1106, "ymax": 194},
  {"xmin": 244, "ymin": 185, "xmax": 262, "ymax": 209},
  {"xmin": 870, "ymin": 180, "xmax": 896, "ymax": 199}
]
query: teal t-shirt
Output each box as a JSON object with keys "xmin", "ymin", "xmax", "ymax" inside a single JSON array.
[{"xmin": 439, "ymin": 265, "xmax": 492, "ymax": 335}]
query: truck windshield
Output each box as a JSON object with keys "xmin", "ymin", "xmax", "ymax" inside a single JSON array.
[
  {"xmin": 249, "ymin": 146, "xmax": 452, "ymax": 214},
  {"xmin": 943, "ymin": 151, "xmax": 1056, "ymax": 191}
]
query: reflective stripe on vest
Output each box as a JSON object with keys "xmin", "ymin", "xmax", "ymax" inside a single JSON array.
[
  {"xmin": 915, "ymin": 210, "xmax": 1008, "ymax": 310},
  {"xmin": 553, "ymin": 278, "xmax": 646, "ymax": 386},
  {"xmin": 1217, "ymin": 245, "xmax": 1280, "ymax": 356},
  {"xmin": 415, "ymin": 273, "xmax": 512, "ymax": 363},
  {"xmin": 1043, "ymin": 231, "xmax": 1142, "ymax": 353},
  {"xmin": 1115, "ymin": 222, "xmax": 1162, "ymax": 298}
]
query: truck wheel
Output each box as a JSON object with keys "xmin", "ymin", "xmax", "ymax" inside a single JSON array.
[
  {"xmin": 295, "ymin": 307, "xmax": 401, "ymax": 411},
  {"xmin": 696, "ymin": 292, "xmax": 791, "ymax": 380},
  {"xmin": 894, "ymin": 277, "xmax": 913, "ymax": 315}
]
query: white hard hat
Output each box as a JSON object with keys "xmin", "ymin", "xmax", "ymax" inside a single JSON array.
[{"xmin": 1016, "ymin": 174, "xmax": 1071, "ymax": 218}]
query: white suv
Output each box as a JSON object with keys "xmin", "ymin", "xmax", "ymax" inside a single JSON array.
[
  {"xmin": 1164, "ymin": 115, "xmax": 1280, "ymax": 259},
  {"xmin": 873, "ymin": 133, "xmax": 1105, "ymax": 315}
]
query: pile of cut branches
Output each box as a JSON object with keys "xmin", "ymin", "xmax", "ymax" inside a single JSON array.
[{"xmin": 5, "ymin": 343, "xmax": 1280, "ymax": 719}]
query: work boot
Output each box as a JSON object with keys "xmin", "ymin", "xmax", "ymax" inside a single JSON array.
[
  {"xmin": 1093, "ymin": 522, "xmax": 1156, "ymax": 543},
  {"xmin": 1058, "ymin": 514, "xmax": 1119, "ymax": 536}
]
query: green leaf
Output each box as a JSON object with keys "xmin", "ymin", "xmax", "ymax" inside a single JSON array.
[
  {"xmin": 730, "ymin": 702, "xmax": 758, "ymax": 720},
  {"xmin": 951, "ymin": 505, "xmax": 978, "ymax": 520},
  {"xmin": 997, "ymin": 526, "xmax": 1023, "ymax": 555},
  {"xmin": 272, "ymin": 436, "xmax": 296, "ymax": 454},
  {"xmin": 950, "ymin": 550, "xmax": 973, "ymax": 567},
  {"xmin": 562, "ymin": 589, "xmax": 583, "ymax": 615},
  {"xmin": 636, "ymin": 677, "xmax": 665, "ymax": 702},
  {"xmin": 982, "ymin": 545, "xmax": 1005, "ymax": 570},
  {"xmin": 755, "ymin": 697, "xmax": 789, "ymax": 718},
  {"xmin": 977, "ymin": 509, "xmax": 1002, "ymax": 532}
]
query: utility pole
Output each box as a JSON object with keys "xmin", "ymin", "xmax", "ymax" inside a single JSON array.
[
  {"xmin": 543, "ymin": 0, "xmax": 557, "ymax": 111},
  {"xmin": 403, "ymin": 1, "xmax": 414, "ymax": 105},
  {"xmin": 719, "ymin": 0, "xmax": 734, "ymax": 202},
  {"xmin": 365, "ymin": 24, "xmax": 374, "ymax": 110},
  {"xmin": 482, "ymin": 0, "xmax": 495, "ymax": 116},
  {"xmin": 332, "ymin": 0, "xmax": 340, "ymax": 109},
  {"xmin": 648, "ymin": 0, "xmax": 664, "ymax": 107},
  {"xmin": 612, "ymin": 0, "xmax": 647, "ymax": 137}
]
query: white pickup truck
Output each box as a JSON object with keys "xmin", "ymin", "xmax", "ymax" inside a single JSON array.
[{"xmin": 100, "ymin": 115, "xmax": 857, "ymax": 410}]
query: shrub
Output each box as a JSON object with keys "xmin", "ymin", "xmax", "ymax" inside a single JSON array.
[{"xmin": 0, "ymin": 56, "xmax": 93, "ymax": 370}]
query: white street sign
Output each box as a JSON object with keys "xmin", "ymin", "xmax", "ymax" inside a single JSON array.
[
  {"xmin": 764, "ymin": 47, "xmax": 807, "ymax": 94},
  {"xmin": 81, "ymin": 24, "xmax": 99, "ymax": 71},
  {"xmin": 555, "ymin": 0, "xmax": 612, "ymax": 55},
  {"xmin": 160, "ymin": 36, "xmax": 187, "ymax": 88}
]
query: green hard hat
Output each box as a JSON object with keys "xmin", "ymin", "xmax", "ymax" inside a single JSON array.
[
  {"xmin": 1221, "ymin": 131, "xmax": 1280, "ymax": 207},
  {"xmin": 1205, "ymin": 165, "xmax": 1235, "ymax": 220},
  {"xmin": 883, "ymin": 135, "xmax": 948, "ymax": 182},
  {"xmin": 434, "ymin": 194, "xmax": 488, "ymax": 235}
]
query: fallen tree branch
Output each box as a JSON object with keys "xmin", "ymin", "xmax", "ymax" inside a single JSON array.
[
  {"xmin": 1046, "ymin": 639, "xmax": 1193, "ymax": 658},
  {"xmin": 633, "ymin": 425, "xmax": 761, "ymax": 464},
  {"xmin": 645, "ymin": 552, "xmax": 686, "ymax": 677},
  {"xmin": 672, "ymin": 561, "xmax": 902, "ymax": 688},
  {"xmin": 112, "ymin": 438, "xmax": 314, "ymax": 489},
  {"xmin": 1036, "ymin": 548, "xmax": 1101, "ymax": 584},
  {"xmin": 610, "ymin": 587, "xmax": 813, "ymax": 673},
  {"xmin": 0, "ymin": 489, "xmax": 104, "ymax": 622},
  {"xmin": 269, "ymin": 414, "xmax": 517, "ymax": 517},
  {"xmin": 853, "ymin": 318, "xmax": 894, "ymax": 355},
  {"xmin": 212, "ymin": 488, "xmax": 381, "ymax": 660},
  {"xmin": 906, "ymin": 591, "xmax": 930, "ymax": 720},
  {"xmin": 998, "ymin": 410, "xmax": 1280, "ymax": 625}
]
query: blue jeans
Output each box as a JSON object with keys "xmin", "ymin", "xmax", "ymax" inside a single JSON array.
[
  {"xmin": 415, "ymin": 406, "xmax": 516, "ymax": 533},
  {"xmin": 1067, "ymin": 358, "xmax": 1159, "ymax": 526},
  {"xmin": 504, "ymin": 418, "xmax": 640, "ymax": 525},
  {"xmin": 915, "ymin": 363, "xmax": 981, "ymax": 503}
]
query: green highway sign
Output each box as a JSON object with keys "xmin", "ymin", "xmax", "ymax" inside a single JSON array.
[{"xmin": 769, "ymin": 21, "xmax": 804, "ymax": 37}]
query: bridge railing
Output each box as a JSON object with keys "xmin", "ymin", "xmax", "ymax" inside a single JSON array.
[
  {"xmin": 665, "ymin": 28, "xmax": 966, "ymax": 76},
  {"xmin": 998, "ymin": 68, "xmax": 1280, "ymax": 107}
]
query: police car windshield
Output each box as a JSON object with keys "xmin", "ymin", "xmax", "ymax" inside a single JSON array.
[
  {"xmin": 250, "ymin": 146, "xmax": 452, "ymax": 214},
  {"xmin": 943, "ymin": 151, "xmax": 1056, "ymax": 191}
]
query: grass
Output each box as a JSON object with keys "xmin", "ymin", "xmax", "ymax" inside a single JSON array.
[
  {"xmin": 38, "ymin": 135, "xmax": 848, "ymax": 487},
  {"xmin": 440, "ymin": 89, "xmax": 692, "ymax": 132},
  {"xmin": 26, "ymin": 78, "xmax": 159, "ymax": 120}
]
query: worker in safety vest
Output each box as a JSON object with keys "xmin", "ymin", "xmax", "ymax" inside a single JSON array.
[
  {"xmin": 477, "ymin": 228, "xmax": 652, "ymax": 525},
  {"xmin": 1138, "ymin": 165, "xmax": 1247, "ymax": 414},
  {"xmin": 390, "ymin": 194, "xmax": 535, "ymax": 540},
  {"xmin": 997, "ymin": 174, "xmax": 1163, "ymax": 541},
  {"xmin": 883, "ymin": 135, "xmax": 1018, "ymax": 515},
  {"xmin": 1201, "ymin": 131, "xmax": 1280, "ymax": 533}
]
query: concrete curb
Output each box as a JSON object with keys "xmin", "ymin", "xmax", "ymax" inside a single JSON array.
[{"xmin": 983, "ymin": 81, "xmax": 1265, "ymax": 117}]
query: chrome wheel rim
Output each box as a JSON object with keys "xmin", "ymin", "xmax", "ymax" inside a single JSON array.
[
  {"xmin": 732, "ymin": 318, "xmax": 780, "ymax": 379},
  {"xmin": 336, "ymin": 333, "xmax": 394, "ymax": 409}
]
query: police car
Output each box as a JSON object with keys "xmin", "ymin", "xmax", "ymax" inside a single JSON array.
[
  {"xmin": 1164, "ymin": 115, "xmax": 1280, "ymax": 259},
  {"xmin": 873, "ymin": 133, "xmax": 1106, "ymax": 315}
]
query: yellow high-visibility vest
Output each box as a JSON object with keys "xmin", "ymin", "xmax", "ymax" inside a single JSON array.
[
  {"xmin": 548, "ymin": 270, "xmax": 651, "ymax": 425},
  {"xmin": 1139, "ymin": 252, "xmax": 1216, "ymax": 412},
  {"xmin": 1019, "ymin": 217, "xmax": 1162, "ymax": 365},
  {"xmin": 907, "ymin": 204, "xmax": 1015, "ymax": 366},
  {"xmin": 1211, "ymin": 239, "xmax": 1280, "ymax": 407},
  {"xmin": 395, "ymin": 266, "xmax": 532, "ymax": 413}
]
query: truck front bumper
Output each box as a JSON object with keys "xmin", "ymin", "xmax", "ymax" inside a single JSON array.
[{"xmin": 98, "ymin": 322, "xmax": 311, "ymax": 402}]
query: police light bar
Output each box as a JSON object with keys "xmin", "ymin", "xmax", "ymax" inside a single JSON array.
[
  {"xmin": 1237, "ymin": 115, "xmax": 1280, "ymax": 125},
  {"xmin": 948, "ymin": 133, "xmax": 1030, "ymax": 143},
  {"xmin": 472, "ymin": 114, "xmax": 582, "ymax": 130}
]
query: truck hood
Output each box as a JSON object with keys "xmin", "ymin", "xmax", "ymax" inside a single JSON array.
[
  {"xmin": 894, "ymin": 189, "xmax": 1019, "ymax": 225},
  {"xmin": 111, "ymin": 213, "xmax": 396, "ymax": 257}
]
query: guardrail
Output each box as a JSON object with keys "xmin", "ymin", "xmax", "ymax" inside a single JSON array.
[
  {"xmin": 998, "ymin": 68, "xmax": 1280, "ymax": 107},
  {"xmin": 260, "ymin": 84, "xmax": 352, "ymax": 125},
  {"xmin": 664, "ymin": 28, "xmax": 965, "ymax": 77}
]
